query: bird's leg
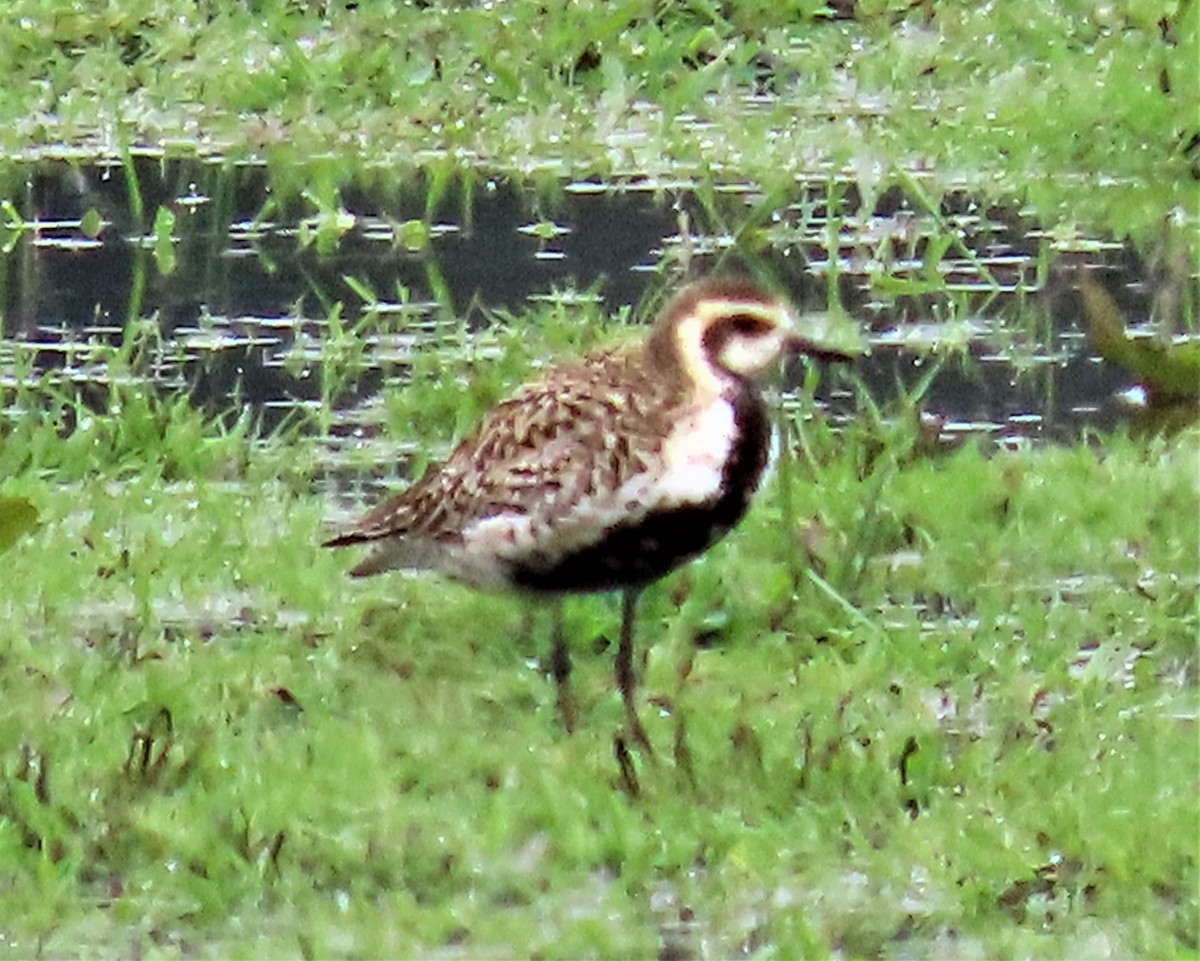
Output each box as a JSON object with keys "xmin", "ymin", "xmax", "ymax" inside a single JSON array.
[
  {"xmin": 673, "ymin": 642, "xmax": 697, "ymax": 788},
  {"xmin": 616, "ymin": 587, "xmax": 653, "ymax": 754},
  {"xmin": 548, "ymin": 599, "xmax": 575, "ymax": 734}
]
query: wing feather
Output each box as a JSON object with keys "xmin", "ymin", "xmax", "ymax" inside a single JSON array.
[{"xmin": 324, "ymin": 346, "xmax": 685, "ymax": 549}]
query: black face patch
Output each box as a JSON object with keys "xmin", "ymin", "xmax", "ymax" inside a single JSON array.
[
  {"xmin": 728, "ymin": 314, "xmax": 774, "ymax": 336},
  {"xmin": 702, "ymin": 313, "xmax": 774, "ymax": 371}
]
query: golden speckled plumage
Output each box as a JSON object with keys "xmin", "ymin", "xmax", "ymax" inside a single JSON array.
[{"xmin": 339, "ymin": 342, "xmax": 685, "ymax": 571}]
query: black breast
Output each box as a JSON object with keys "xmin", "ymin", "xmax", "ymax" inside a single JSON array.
[{"xmin": 511, "ymin": 388, "xmax": 771, "ymax": 594}]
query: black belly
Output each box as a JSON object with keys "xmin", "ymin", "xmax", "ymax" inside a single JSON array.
[
  {"xmin": 510, "ymin": 504, "xmax": 742, "ymax": 593},
  {"xmin": 510, "ymin": 389, "xmax": 770, "ymax": 595}
]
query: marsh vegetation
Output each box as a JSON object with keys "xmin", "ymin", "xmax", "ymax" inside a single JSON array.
[{"xmin": 0, "ymin": 1, "xmax": 1196, "ymax": 957}]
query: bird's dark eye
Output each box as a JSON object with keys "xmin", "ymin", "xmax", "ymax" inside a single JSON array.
[{"xmin": 728, "ymin": 314, "xmax": 771, "ymax": 337}]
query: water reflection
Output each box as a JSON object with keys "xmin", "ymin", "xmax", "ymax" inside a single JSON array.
[{"xmin": 0, "ymin": 156, "xmax": 1179, "ymax": 472}]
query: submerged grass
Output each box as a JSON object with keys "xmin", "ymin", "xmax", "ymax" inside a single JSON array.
[
  {"xmin": 0, "ymin": 0, "xmax": 1195, "ymax": 261},
  {"xmin": 1, "ymin": 302, "xmax": 1197, "ymax": 957}
]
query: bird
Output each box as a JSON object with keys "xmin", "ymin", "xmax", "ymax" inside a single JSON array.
[{"xmin": 323, "ymin": 276, "xmax": 853, "ymax": 748}]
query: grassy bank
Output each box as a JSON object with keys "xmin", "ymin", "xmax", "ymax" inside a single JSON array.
[
  {"xmin": 1, "ymin": 346, "xmax": 1196, "ymax": 955},
  {"xmin": 0, "ymin": 0, "xmax": 1195, "ymax": 256}
]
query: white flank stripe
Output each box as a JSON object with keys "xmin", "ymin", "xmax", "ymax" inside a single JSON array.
[
  {"xmin": 654, "ymin": 398, "xmax": 735, "ymax": 507},
  {"xmin": 450, "ymin": 397, "xmax": 737, "ymax": 583}
]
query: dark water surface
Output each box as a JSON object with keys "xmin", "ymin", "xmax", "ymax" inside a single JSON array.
[{"xmin": 0, "ymin": 156, "xmax": 1170, "ymax": 488}]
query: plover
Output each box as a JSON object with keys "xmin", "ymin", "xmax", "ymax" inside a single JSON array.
[{"xmin": 324, "ymin": 276, "xmax": 853, "ymax": 746}]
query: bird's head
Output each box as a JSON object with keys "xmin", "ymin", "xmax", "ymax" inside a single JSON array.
[{"xmin": 649, "ymin": 277, "xmax": 859, "ymax": 395}]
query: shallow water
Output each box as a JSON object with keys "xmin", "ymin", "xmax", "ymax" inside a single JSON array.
[{"xmin": 0, "ymin": 155, "xmax": 1171, "ymax": 490}]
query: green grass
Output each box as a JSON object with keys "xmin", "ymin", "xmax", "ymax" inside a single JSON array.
[
  {"xmin": 0, "ymin": 1, "xmax": 1197, "ymax": 955},
  {"xmin": 0, "ymin": 0, "xmax": 1195, "ymax": 260},
  {"xmin": 1, "ymin": 352, "xmax": 1196, "ymax": 956}
]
